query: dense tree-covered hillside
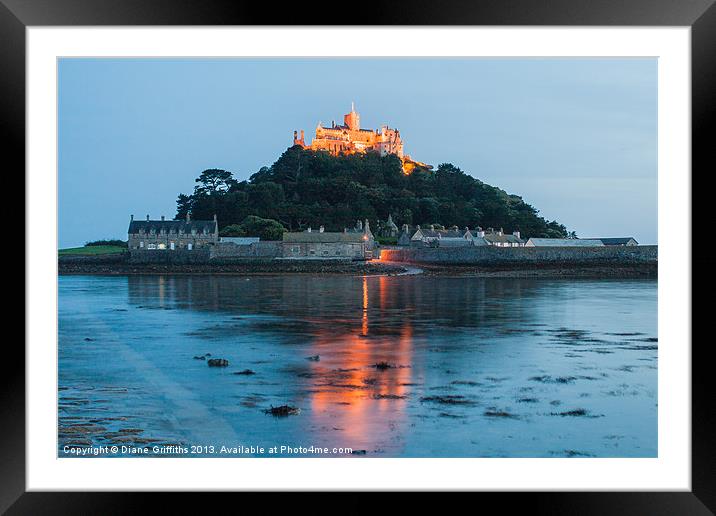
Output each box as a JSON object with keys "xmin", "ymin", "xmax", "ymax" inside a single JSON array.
[{"xmin": 175, "ymin": 146, "xmax": 568, "ymax": 238}]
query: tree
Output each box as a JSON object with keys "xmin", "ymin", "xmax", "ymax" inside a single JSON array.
[
  {"xmin": 174, "ymin": 193, "xmax": 193, "ymax": 220},
  {"xmin": 247, "ymin": 182, "xmax": 285, "ymax": 218},
  {"xmin": 219, "ymin": 224, "xmax": 245, "ymax": 237},
  {"xmin": 194, "ymin": 169, "xmax": 237, "ymax": 195},
  {"xmin": 235, "ymin": 216, "xmax": 286, "ymax": 241},
  {"xmin": 174, "ymin": 147, "xmax": 570, "ymax": 239}
]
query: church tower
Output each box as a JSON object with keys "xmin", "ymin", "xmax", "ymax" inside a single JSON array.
[{"xmin": 343, "ymin": 102, "xmax": 360, "ymax": 131}]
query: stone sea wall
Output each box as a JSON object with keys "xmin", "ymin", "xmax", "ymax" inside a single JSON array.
[
  {"xmin": 124, "ymin": 242, "xmax": 283, "ymax": 264},
  {"xmin": 58, "ymin": 252, "xmax": 130, "ymax": 264},
  {"xmin": 379, "ymin": 245, "xmax": 658, "ymax": 265},
  {"xmin": 209, "ymin": 241, "xmax": 282, "ymax": 260},
  {"xmin": 128, "ymin": 249, "xmax": 211, "ymax": 264}
]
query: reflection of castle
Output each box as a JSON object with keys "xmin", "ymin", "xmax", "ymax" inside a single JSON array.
[{"xmin": 293, "ymin": 104, "xmax": 431, "ymax": 174}]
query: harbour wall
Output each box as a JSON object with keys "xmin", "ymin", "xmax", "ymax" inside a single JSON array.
[
  {"xmin": 125, "ymin": 242, "xmax": 282, "ymax": 263},
  {"xmin": 379, "ymin": 245, "xmax": 658, "ymax": 265}
]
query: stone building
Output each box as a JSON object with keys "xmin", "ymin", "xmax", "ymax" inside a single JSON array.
[
  {"xmin": 127, "ymin": 213, "xmax": 218, "ymax": 250},
  {"xmin": 292, "ymin": 104, "xmax": 431, "ymax": 174},
  {"xmin": 397, "ymin": 225, "xmax": 413, "ymax": 246},
  {"xmin": 408, "ymin": 225, "xmax": 475, "ymax": 247},
  {"xmin": 380, "ymin": 214, "xmax": 400, "ymax": 238},
  {"xmin": 282, "ymin": 220, "xmax": 375, "ymax": 260},
  {"xmin": 476, "ymin": 227, "xmax": 525, "ymax": 247}
]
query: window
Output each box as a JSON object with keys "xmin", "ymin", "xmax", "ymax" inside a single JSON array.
[
  {"xmin": 170, "ymin": 242, "xmax": 175, "ymax": 250},
  {"xmin": 158, "ymin": 243, "xmax": 166, "ymax": 250},
  {"xmin": 139, "ymin": 241, "xmax": 144, "ymax": 248},
  {"xmin": 147, "ymin": 243, "xmax": 157, "ymax": 250},
  {"xmin": 188, "ymin": 243, "xmax": 193, "ymax": 250}
]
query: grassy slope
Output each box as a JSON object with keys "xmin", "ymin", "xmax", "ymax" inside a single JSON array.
[{"xmin": 58, "ymin": 245, "xmax": 127, "ymax": 256}]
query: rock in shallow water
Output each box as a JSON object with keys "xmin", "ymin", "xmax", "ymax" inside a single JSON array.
[
  {"xmin": 207, "ymin": 358, "xmax": 229, "ymax": 367},
  {"xmin": 263, "ymin": 405, "xmax": 300, "ymax": 416}
]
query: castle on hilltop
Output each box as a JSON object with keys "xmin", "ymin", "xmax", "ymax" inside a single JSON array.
[{"xmin": 293, "ymin": 103, "xmax": 431, "ymax": 174}]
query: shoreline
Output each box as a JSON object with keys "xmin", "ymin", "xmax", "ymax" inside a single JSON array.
[{"xmin": 58, "ymin": 255, "xmax": 656, "ymax": 278}]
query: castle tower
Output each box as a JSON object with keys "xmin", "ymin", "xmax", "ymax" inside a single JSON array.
[{"xmin": 343, "ymin": 102, "xmax": 360, "ymax": 131}]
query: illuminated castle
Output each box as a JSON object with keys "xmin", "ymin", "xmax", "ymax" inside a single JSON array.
[{"xmin": 293, "ymin": 103, "xmax": 431, "ymax": 174}]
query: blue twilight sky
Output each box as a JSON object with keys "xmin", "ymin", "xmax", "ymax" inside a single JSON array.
[{"xmin": 58, "ymin": 58, "xmax": 657, "ymax": 248}]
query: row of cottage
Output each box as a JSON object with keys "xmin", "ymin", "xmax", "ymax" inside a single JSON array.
[
  {"xmin": 395, "ymin": 224, "xmax": 637, "ymax": 248},
  {"xmin": 127, "ymin": 214, "xmax": 638, "ymax": 261},
  {"xmin": 126, "ymin": 214, "xmax": 376, "ymax": 260}
]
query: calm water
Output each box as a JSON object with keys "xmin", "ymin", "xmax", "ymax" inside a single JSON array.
[{"xmin": 58, "ymin": 274, "xmax": 657, "ymax": 458}]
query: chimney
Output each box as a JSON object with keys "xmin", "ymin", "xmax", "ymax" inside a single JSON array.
[
  {"xmin": 513, "ymin": 230, "xmax": 521, "ymax": 239},
  {"xmin": 356, "ymin": 220, "xmax": 363, "ymax": 231},
  {"xmin": 161, "ymin": 215, "xmax": 165, "ymax": 221},
  {"xmin": 319, "ymin": 225, "xmax": 324, "ymax": 233},
  {"xmin": 146, "ymin": 214, "xmax": 150, "ymax": 221},
  {"xmin": 213, "ymin": 214, "xmax": 217, "ymax": 222},
  {"xmin": 300, "ymin": 129, "xmax": 304, "ymax": 141},
  {"xmin": 307, "ymin": 226, "xmax": 312, "ymax": 233},
  {"xmin": 130, "ymin": 214, "xmax": 134, "ymax": 221},
  {"xmin": 364, "ymin": 219, "xmax": 370, "ymax": 233},
  {"xmin": 477, "ymin": 226, "xmax": 485, "ymax": 238},
  {"xmin": 344, "ymin": 228, "xmax": 348, "ymax": 233},
  {"xmin": 429, "ymin": 224, "xmax": 435, "ymax": 231},
  {"xmin": 186, "ymin": 212, "xmax": 191, "ymax": 223},
  {"xmin": 452, "ymin": 225, "xmax": 458, "ymax": 231},
  {"xmin": 403, "ymin": 224, "xmax": 409, "ymax": 233},
  {"xmin": 498, "ymin": 227, "xmax": 503, "ymax": 236}
]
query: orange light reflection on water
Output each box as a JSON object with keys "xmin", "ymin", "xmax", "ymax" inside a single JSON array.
[{"xmin": 308, "ymin": 276, "xmax": 413, "ymax": 446}]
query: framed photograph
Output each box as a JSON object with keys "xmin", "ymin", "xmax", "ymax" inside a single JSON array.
[{"xmin": 7, "ymin": 0, "xmax": 713, "ymax": 510}]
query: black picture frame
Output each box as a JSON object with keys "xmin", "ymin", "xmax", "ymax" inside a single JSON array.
[{"xmin": 4, "ymin": 0, "xmax": 712, "ymax": 511}]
